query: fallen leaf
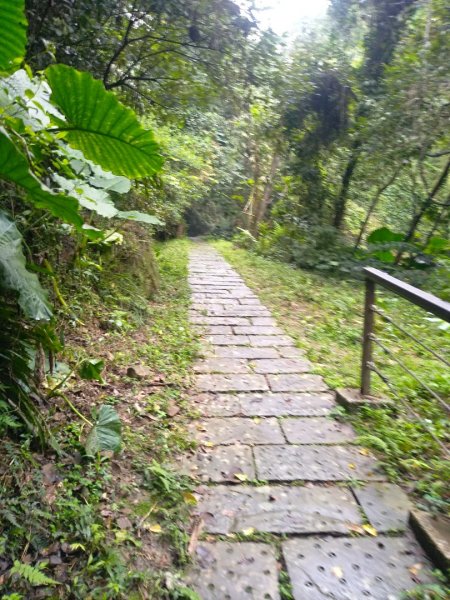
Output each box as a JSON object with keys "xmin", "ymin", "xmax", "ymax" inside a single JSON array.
[
  {"xmin": 363, "ymin": 524, "xmax": 378, "ymax": 536},
  {"xmin": 253, "ymin": 417, "xmax": 261, "ymax": 424},
  {"xmin": 408, "ymin": 563, "xmax": 423, "ymax": 576},
  {"xmin": 149, "ymin": 524, "xmax": 162, "ymax": 533},
  {"xmin": 347, "ymin": 523, "xmax": 364, "ymax": 534},
  {"xmin": 359, "ymin": 448, "xmax": 370, "ymax": 456},
  {"xmin": 331, "ymin": 566, "xmax": 343, "ymax": 578},
  {"xmin": 241, "ymin": 527, "xmax": 255, "ymax": 536},
  {"xmin": 183, "ymin": 492, "xmax": 198, "ymax": 506},
  {"xmin": 234, "ymin": 473, "xmax": 249, "ymax": 482},
  {"xmin": 348, "ymin": 463, "xmax": 356, "ymax": 470},
  {"xmin": 188, "ymin": 517, "xmax": 204, "ymax": 556},
  {"xmin": 204, "ymin": 441, "xmax": 214, "ymax": 447}
]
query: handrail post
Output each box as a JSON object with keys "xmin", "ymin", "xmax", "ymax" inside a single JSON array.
[{"xmin": 361, "ymin": 277, "xmax": 375, "ymax": 396}]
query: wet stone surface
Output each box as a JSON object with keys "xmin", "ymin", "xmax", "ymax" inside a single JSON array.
[
  {"xmin": 189, "ymin": 417, "xmax": 285, "ymax": 445},
  {"xmin": 254, "ymin": 445, "xmax": 386, "ymax": 481},
  {"xmin": 188, "ymin": 542, "xmax": 280, "ymax": 600},
  {"xmin": 280, "ymin": 417, "xmax": 356, "ymax": 444},
  {"xmin": 194, "ymin": 485, "xmax": 363, "ymax": 534},
  {"xmin": 283, "ymin": 535, "xmax": 435, "ymax": 600},
  {"xmin": 352, "ymin": 483, "xmax": 411, "ymax": 532}
]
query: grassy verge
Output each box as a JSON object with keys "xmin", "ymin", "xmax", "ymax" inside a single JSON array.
[
  {"xmin": 0, "ymin": 239, "xmax": 200, "ymax": 599},
  {"xmin": 212, "ymin": 240, "xmax": 449, "ymax": 513}
]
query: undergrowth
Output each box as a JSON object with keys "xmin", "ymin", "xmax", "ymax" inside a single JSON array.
[{"xmin": 0, "ymin": 239, "xmax": 200, "ymax": 598}]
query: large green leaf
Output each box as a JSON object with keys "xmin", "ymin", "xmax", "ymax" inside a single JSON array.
[
  {"xmin": 45, "ymin": 65, "xmax": 164, "ymax": 178},
  {"xmin": 0, "ymin": 0, "xmax": 27, "ymax": 74},
  {"xmin": 367, "ymin": 227, "xmax": 404, "ymax": 244},
  {"xmin": 0, "ymin": 212, "xmax": 52, "ymax": 320},
  {"xmin": 85, "ymin": 405, "xmax": 122, "ymax": 455},
  {"xmin": 0, "ymin": 130, "xmax": 82, "ymax": 227}
]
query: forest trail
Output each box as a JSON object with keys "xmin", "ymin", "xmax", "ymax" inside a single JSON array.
[{"xmin": 181, "ymin": 242, "xmax": 438, "ymax": 600}]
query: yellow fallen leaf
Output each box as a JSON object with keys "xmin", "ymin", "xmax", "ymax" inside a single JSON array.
[
  {"xmin": 408, "ymin": 563, "xmax": 423, "ymax": 576},
  {"xmin": 149, "ymin": 524, "xmax": 162, "ymax": 533},
  {"xmin": 253, "ymin": 417, "xmax": 261, "ymax": 424},
  {"xmin": 183, "ymin": 492, "xmax": 198, "ymax": 506},
  {"xmin": 234, "ymin": 473, "xmax": 248, "ymax": 482},
  {"xmin": 331, "ymin": 566, "xmax": 343, "ymax": 578},
  {"xmin": 204, "ymin": 441, "xmax": 214, "ymax": 447},
  {"xmin": 241, "ymin": 527, "xmax": 255, "ymax": 536},
  {"xmin": 347, "ymin": 523, "xmax": 364, "ymax": 534},
  {"xmin": 359, "ymin": 448, "xmax": 370, "ymax": 456},
  {"xmin": 363, "ymin": 524, "xmax": 378, "ymax": 536},
  {"xmin": 348, "ymin": 463, "xmax": 356, "ymax": 470}
]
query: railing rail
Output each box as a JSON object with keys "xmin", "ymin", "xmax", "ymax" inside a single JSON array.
[
  {"xmin": 360, "ymin": 266, "xmax": 450, "ymax": 403},
  {"xmin": 359, "ymin": 267, "xmax": 450, "ymax": 456}
]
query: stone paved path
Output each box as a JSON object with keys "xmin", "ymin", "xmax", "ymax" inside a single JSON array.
[{"xmin": 182, "ymin": 244, "xmax": 437, "ymax": 599}]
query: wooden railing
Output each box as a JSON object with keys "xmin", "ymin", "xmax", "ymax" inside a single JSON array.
[{"xmin": 356, "ymin": 267, "xmax": 450, "ymax": 454}]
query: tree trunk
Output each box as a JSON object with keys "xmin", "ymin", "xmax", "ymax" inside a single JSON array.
[
  {"xmin": 333, "ymin": 141, "xmax": 360, "ymax": 229},
  {"xmin": 395, "ymin": 158, "xmax": 450, "ymax": 263},
  {"xmin": 250, "ymin": 153, "xmax": 280, "ymax": 235},
  {"xmin": 354, "ymin": 164, "xmax": 403, "ymax": 250}
]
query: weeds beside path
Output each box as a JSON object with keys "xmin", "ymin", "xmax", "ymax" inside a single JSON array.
[{"xmin": 0, "ymin": 239, "xmax": 200, "ymax": 598}]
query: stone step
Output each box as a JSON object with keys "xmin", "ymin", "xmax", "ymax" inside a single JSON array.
[
  {"xmin": 192, "ymin": 392, "xmax": 335, "ymax": 417},
  {"xmin": 254, "ymin": 444, "xmax": 386, "ymax": 482},
  {"xmin": 283, "ymin": 535, "xmax": 435, "ymax": 600},
  {"xmin": 280, "ymin": 416, "xmax": 356, "ymax": 444},
  {"xmin": 188, "ymin": 417, "xmax": 284, "ymax": 445},
  {"xmin": 188, "ymin": 542, "xmax": 280, "ymax": 600},
  {"xmin": 194, "ymin": 484, "xmax": 363, "ymax": 535}
]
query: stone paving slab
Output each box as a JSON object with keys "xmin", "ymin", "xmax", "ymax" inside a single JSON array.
[
  {"xmin": 234, "ymin": 325, "xmax": 283, "ymax": 335},
  {"xmin": 207, "ymin": 334, "xmax": 250, "ymax": 345},
  {"xmin": 178, "ymin": 444, "xmax": 255, "ymax": 482},
  {"xmin": 190, "ymin": 315, "xmax": 251, "ymax": 325},
  {"xmin": 193, "ymin": 392, "xmax": 335, "ymax": 417},
  {"xmin": 188, "ymin": 542, "xmax": 280, "ymax": 600},
  {"xmin": 278, "ymin": 346, "xmax": 307, "ymax": 358},
  {"xmin": 207, "ymin": 307, "xmax": 272, "ymax": 317},
  {"xmin": 352, "ymin": 483, "xmax": 411, "ymax": 532},
  {"xmin": 251, "ymin": 358, "xmax": 312, "ymax": 374},
  {"xmin": 195, "ymin": 485, "xmax": 363, "ymax": 534},
  {"xmin": 254, "ymin": 445, "xmax": 386, "ymax": 481},
  {"xmin": 250, "ymin": 317, "xmax": 277, "ymax": 325},
  {"xmin": 189, "ymin": 417, "xmax": 284, "ymax": 445},
  {"xmin": 195, "ymin": 373, "xmax": 269, "ymax": 392},
  {"xmin": 239, "ymin": 298, "xmax": 263, "ymax": 305},
  {"xmin": 194, "ymin": 358, "xmax": 251, "ymax": 374},
  {"xmin": 280, "ymin": 417, "xmax": 356, "ymax": 444},
  {"xmin": 211, "ymin": 346, "xmax": 281, "ymax": 359},
  {"xmin": 268, "ymin": 374, "xmax": 328, "ymax": 392},
  {"xmin": 283, "ymin": 535, "xmax": 435, "ymax": 600}
]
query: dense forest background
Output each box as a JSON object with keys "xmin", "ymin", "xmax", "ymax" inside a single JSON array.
[{"xmin": 0, "ymin": 0, "xmax": 449, "ymax": 597}]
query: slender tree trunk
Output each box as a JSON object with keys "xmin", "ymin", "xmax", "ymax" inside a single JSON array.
[
  {"xmin": 395, "ymin": 158, "xmax": 450, "ymax": 263},
  {"xmin": 333, "ymin": 140, "xmax": 360, "ymax": 229},
  {"xmin": 354, "ymin": 164, "xmax": 403, "ymax": 250},
  {"xmin": 250, "ymin": 153, "xmax": 280, "ymax": 235}
]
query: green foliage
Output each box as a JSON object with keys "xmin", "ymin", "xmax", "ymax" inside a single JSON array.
[
  {"xmin": 46, "ymin": 65, "xmax": 163, "ymax": 178},
  {"xmin": 0, "ymin": 211, "xmax": 52, "ymax": 320},
  {"xmin": 78, "ymin": 358, "xmax": 105, "ymax": 382},
  {"xmin": 85, "ymin": 405, "xmax": 122, "ymax": 455},
  {"xmin": 9, "ymin": 561, "xmax": 58, "ymax": 587},
  {"xmin": 0, "ymin": 0, "xmax": 27, "ymax": 74}
]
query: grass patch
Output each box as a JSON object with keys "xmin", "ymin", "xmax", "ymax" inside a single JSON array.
[{"xmin": 212, "ymin": 240, "xmax": 449, "ymax": 512}]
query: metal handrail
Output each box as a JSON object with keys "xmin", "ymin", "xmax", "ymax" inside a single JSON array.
[{"xmin": 360, "ymin": 267, "xmax": 450, "ymax": 401}]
